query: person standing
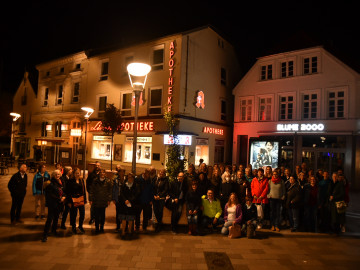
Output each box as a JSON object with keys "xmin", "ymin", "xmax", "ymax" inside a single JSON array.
[
  {"xmin": 251, "ymin": 168, "xmax": 269, "ymax": 229},
  {"xmin": 152, "ymin": 169, "xmax": 169, "ymax": 232},
  {"xmin": 185, "ymin": 181, "xmax": 201, "ymax": 235},
  {"xmin": 167, "ymin": 172, "xmax": 188, "ymax": 234},
  {"xmin": 66, "ymin": 168, "xmax": 87, "ymax": 234},
  {"xmin": 268, "ymin": 170, "xmax": 285, "ymax": 232},
  {"xmin": 329, "ymin": 172, "xmax": 345, "ymax": 234},
  {"xmin": 89, "ymin": 169, "xmax": 112, "ymax": 234},
  {"xmin": 286, "ymin": 176, "xmax": 302, "ymax": 232},
  {"xmin": 112, "ymin": 165, "xmax": 125, "ymax": 232},
  {"xmin": 60, "ymin": 166, "xmax": 72, "ymax": 229},
  {"xmin": 86, "ymin": 161, "xmax": 101, "ymax": 225},
  {"xmin": 8, "ymin": 163, "xmax": 28, "ymax": 225},
  {"xmin": 32, "ymin": 164, "xmax": 50, "ymax": 219},
  {"xmin": 42, "ymin": 170, "xmax": 66, "ymax": 242}
]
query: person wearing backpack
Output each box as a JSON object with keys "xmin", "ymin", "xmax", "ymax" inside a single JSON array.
[{"xmin": 32, "ymin": 164, "xmax": 50, "ymax": 220}]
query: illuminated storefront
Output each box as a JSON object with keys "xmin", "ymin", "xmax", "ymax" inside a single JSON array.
[
  {"xmin": 91, "ymin": 135, "xmax": 112, "ymax": 161},
  {"xmin": 124, "ymin": 137, "xmax": 152, "ymax": 165}
]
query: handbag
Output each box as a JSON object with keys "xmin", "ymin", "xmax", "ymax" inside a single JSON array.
[
  {"xmin": 256, "ymin": 204, "xmax": 264, "ymax": 219},
  {"xmin": 228, "ymin": 223, "xmax": 241, "ymax": 239},
  {"xmin": 72, "ymin": 196, "xmax": 85, "ymax": 207},
  {"xmin": 335, "ymin": 200, "xmax": 347, "ymax": 214}
]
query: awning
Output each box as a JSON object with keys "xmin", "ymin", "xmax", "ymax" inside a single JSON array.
[{"xmin": 155, "ymin": 131, "xmax": 199, "ymax": 136}]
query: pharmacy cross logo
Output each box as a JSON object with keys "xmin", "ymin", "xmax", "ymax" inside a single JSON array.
[{"xmin": 195, "ymin": 90, "xmax": 205, "ymax": 109}]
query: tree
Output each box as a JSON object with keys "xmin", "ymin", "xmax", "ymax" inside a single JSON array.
[
  {"xmin": 101, "ymin": 103, "xmax": 122, "ymax": 171},
  {"xmin": 163, "ymin": 110, "xmax": 185, "ymax": 181}
]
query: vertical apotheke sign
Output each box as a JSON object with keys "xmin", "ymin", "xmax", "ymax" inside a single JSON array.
[{"xmin": 167, "ymin": 41, "xmax": 175, "ymax": 112}]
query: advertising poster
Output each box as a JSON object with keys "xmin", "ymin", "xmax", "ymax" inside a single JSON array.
[{"xmin": 250, "ymin": 140, "xmax": 279, "ymax": 169}]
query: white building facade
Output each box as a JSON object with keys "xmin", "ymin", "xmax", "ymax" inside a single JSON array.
[{"xmin": 232, "ymin": 46, "xmax": 360, "ymax": 189}]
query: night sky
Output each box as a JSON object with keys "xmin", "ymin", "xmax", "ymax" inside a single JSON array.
[{"xmin": 1, "ymin": 0, "xmax": 359, "ymax": 98}]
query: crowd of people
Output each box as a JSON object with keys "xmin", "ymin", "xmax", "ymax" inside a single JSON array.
[{"xmin": 7, "ymin": 160, "xmax": 349, "ymax": 243}]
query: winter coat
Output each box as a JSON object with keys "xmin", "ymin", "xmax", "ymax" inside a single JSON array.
[
  {"xmin": 185, "ymin": 189, "xmax": 201, "ymax": 215},
  {"xmin": 242, "ymin": 203, "xmax": 257, "ymax": 224},
  {"xmin": 251, "ymin": 177, "xmax": 269, "ymax": 204},
  {"xmin": 329, "ymin": 181, "xmax": 345, "ymax": 224},
  {"xmin": 112, "ymin": 173, "xmax": 125, "ymax": 203},
  {"xmin": 234, "ymin": 177, "xmax": 250, "ymax": 204},
  {"xmin": 318, "ymin": 178, "xmax": 330, "ymax": 206},
  {"xmin": 8, "ymin": 171, "xmax": 27, "ymax": 197},
  {"xmin": 65, "ymin": 178, "xmax": 87, "ymax": 206},
  {"xmin": 286, "ymin": 183, "xmax": 302, "ymax": 209},
  {"xmin": 119, "ymin": 180, "xmax": 140, "ymax": 216},
  {"xmin": 136, "ymin": 176, "xmax": 154, "ymax": 204},
  {"xmin": 153, "ymin": 176, "xmax": 169, "ymax": 199},
  {"xmin": 223, "ymin": 203, "xmax": 242, "ymax": 224},
  {"xmin": 169, "ymin": 180, "xmax": 188, "ymax": 203},
  {"xmin": 32, "ymin": 171, "xmax": 50, "ymax": 195},
  {"xmin": 45, "ymin": 178, "xmax": 64, "ymax": 209},
  {"xmin": 89, "ymin": 177, "xmax": 113, "ymax": 208},
  {"xmin": 209, "ymin": 175, "xmax": 221, "ymax": 198},
  {"xmin": 86, "ymin": 170, "xmax": 100, "ymax": 193}
]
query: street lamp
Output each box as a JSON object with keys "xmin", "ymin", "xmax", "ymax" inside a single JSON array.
[
  {"xmin": 127, "ymin": 63, "xmax": 151, "ymax": 174},
  {"xmin": 10, "ymin": 112, "xmax": 21, "ymax": 157},
  {"xmin": 81, "ymin": 107, "xmax": 94, "ymax": 178}
]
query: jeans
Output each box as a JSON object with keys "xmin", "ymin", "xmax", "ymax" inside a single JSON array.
[
  {"xmin": 288, "ymin": 207, "xmax": 299, "ymax": 229},
  {"xmin": 221, "ymin": 221, "xmax": 234, "ymax": 235},
  {"xmin": 304, "ymin": 205, "xmax": 318, "ymax": 232},
  {"xmin": 34, "ymin": 194, "xmax": 45, "ymax": 216},
  {"xmin": 187, "ymin": 214, "xmax": 198, "ymax": 225},
  {"xmin": 201, "ymin": 216, "xmax": 224, "ymax": 229},
  {"xmin": 153, "ymin": 199, "xmax": 165, "ymax": 224},
  {"xmin": 61, "ymin": 204, "xmax": 70, "ymax": 226},
  {"xmin": 70, "ymin": 205, "xmax": 85, "ymax": 229},
  {"xmin": 269, "ymin": 198, "xmax": 282, "ymax": 228}
]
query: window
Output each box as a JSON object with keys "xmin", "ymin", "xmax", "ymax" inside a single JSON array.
[
  {"xmin": 60, "ymin": 67, "xmax": 64, "ymax": 73},
  {"xmin": 221, "ymin": 100, "xmax": 226, "ymax": 121},
  {"xmin": 149, "ymin": 88, "xmax": 162, "ymax": 115},
  {"xmin": 303, "ymin": 56, "xmax": 318, "ymax": 75},
  {"xmin": 98, "ymin": 96, "xmax": 107, "ymax": 117},
  {"xmin": 328, "ymin": 90, "xmax": 345, "ymax": 119},
  {"xmin": 239, "ymin": 98, "xmax": 252, "ymax": 121},
  {"xmin": 281, "ymin": 61, "xmax": 294, "ymax": 78},
  {"xmin": 279, "ymin": 95, "xmax": 294, "ymax": 120},
  {"xmin": 41, "ymin": 122, "xmax": 48, "ymax": 137},
  {"xmin": 260, "ymin": 65, "xmax": 272, "ymax": 80},
  {"xmin": 100, "ymin": 61, "xmax": 109, "ymax": 81},
  {"xmin": 55, "ymin": 121, "xmax": 62, "ymax": 137},
  {"xmin": 75, "ymin": 63, "xmax": 81, "ymax": 70},
  {"xmin": 46, "ymin": 71, "xmax": 50, "ymax": 77},
  {"xmin": 302, "ymin": 93, "xmax": 318, "ymax": 119},
  {"xmin": 56, "ymin": 85, "xmax": 63, "ymax": 105},
  {"xmin": 259, "ymin": 96, "xmax": 272, "ymax": 121},
  {"xmin": 43, "ymin": 88, "xmax": 49, "ymax": 106},
  {"xmin": 72, "ymin": 82, "xmax": 80, "ymax": 103},
  {"xmin": 221, "ymin": 68, "xmax": 227, "ymax": 85},
  {"xmin": 121, "ymin": 92, "xmax": 132, "ymax": 116},
  {"xmin": 152, "ymin": 46, "xmax": 164, "ymax": 71},
  {"xmin": 72, "ymin": 121, "xmax": 81, "ymax": 129}
]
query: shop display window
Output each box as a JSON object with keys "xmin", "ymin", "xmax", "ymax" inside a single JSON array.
[
  {"xmin": 92, "ymin": 138, "xmax": 112, "ymax": 160},
  {"xmin": 124, "ymin": 137, "xmax": 152, "ymax": 164}
]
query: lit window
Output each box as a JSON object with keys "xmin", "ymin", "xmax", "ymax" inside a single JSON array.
[
  {"xmin": 259, "ymin": 97, "xmax": 272, "ymax": 121},
  {"xmin": 240, "ymin": 98, "xmax": 252, "ymax": 121}
]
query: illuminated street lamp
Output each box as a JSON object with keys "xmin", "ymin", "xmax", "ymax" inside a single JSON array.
[
  {"xmin": 81, "ymin": 107, "xmax": 94, "ymax": 178},
  {"xmin": 127, "ymin": 63, "xmax": 151, "ymax": 174},
  {"xmin": 10, "ymin": 112, "xmax": 21, "ymax": 157}
]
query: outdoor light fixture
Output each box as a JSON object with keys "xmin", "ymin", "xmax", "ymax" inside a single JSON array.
[
  {"xmin": 81, "ymin": 107, "xmax": 94, "ymax": 119},
  {"xmin": 10, "ymin": 112, "xmax": 21, "ymax": 121},
  {"xmin": 81, "ymin": 107, "xmax": 94, "ymax": 178},
  {"xmin": 127, "ymin": 62, "xmax": 151, "ymax": 174},
  {"xmin": 10, "ymin": 112, "xmax": 21, "ymax": 157}
]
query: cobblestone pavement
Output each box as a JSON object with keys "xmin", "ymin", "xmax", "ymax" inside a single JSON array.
[{"xmin": 0, "ymin": 166, "xmax": 359, "ymax": 270}]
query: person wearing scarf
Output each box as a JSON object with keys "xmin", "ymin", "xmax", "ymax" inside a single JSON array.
[
  {"xmin": 42, "ymin": 169, "xmax": 66, "ymax": 242},
  {"xmin": 268, "ymin": 170, "xmax": 285, "ymax": 231},
  {"xmin": 251, "ymin": 168, "xmax": 269, "ymax": 229}
]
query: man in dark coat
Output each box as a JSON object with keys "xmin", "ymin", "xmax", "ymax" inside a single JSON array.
[
  {"xmin": 86, "ymin": 161, "xmax": 101, "ymax": 224},
  {"xmin": 60, "ymin": 166, "xmax": 72, "ymax": 229},
  {"xmin": 167, "ymin": 172, "xmax": 188, "ymax": 234},
  {"xmin": 8, "ymin": 164, "xmax": 27, "ymax": 225},
  {"xmin": 152, "ymin": 169, "xmax": 169, "ymax": 232}
]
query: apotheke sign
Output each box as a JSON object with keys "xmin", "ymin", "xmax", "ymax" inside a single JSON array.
[{"xmin": 277, "ymin": 123, "xmax": 325, "ymax": 132}]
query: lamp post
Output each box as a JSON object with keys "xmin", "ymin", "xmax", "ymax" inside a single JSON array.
[
  {"xmin": 10, "ymin": 112, "xmax": 21, "ymax": 157},
  {"xmin": 81, "ymin": 107, "xmax": 94, "ymax": 178},
  {"xmin": 127, "ymin": 63, "xmax": 151, "ymax": 174}
]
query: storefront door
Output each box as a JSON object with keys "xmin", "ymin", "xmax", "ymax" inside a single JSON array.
[{"xmin": 302, "ymin": 148, "xmax": 345, "ymax": 173}]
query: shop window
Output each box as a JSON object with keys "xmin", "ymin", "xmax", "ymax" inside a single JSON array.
[
  {"xmin": 56, "ymin": 85, "xmax": 63, "ymax": 105},
  {"xmin": 302, "ymin": 92, "xmax": 318, "ymax": 119},
  {"xmin": 121, "ymin": 92, "xmax": 132, "ymax": 117},
  {"xmin": 43, "ymin": 88, "xmax": 49, "ymax": 106},
  {"xmin": 281, "ymin": 60, "xmax": 294, "ymax": 78},
  {"xmin": 100, "ymin": 60, "xmax": 109, "ymax": 81},
  {"xmin": 303, "ymin": 56, "xmax": 318, "ymax": 75},
  {"xmin": 92, "ymin": 136, "xmax": 112, "ymax": 160},
  {"xmin": 152, "ymin": 46, "xmax": 164, "ymax": 71},
  {"xmin": 259, "ymin": 96, "xmax": 272, "ymax": 121},
  {"xmin": 98, "ymin": 96, "xmax": 107, "ymax": 118},
  {"xmin": 149, "ymin": 88, "xmax": 162, "ymax": 115},
  {"xmin": 240, "ymin": 97, "xmax": 252, "ymax": 121},
  {"xmin": 195, "ymin": 138, "xmax": 209, "ymax": 166},
  {"xmin": 328, "ymin": 90, "xmax": 345, "ymax": 119},
  {"xmin": 72, "ymin": 82, "xmax": 80, "ymax": 103},
  {"xmin": 124, "ymin": 137, "xmax": 152, "ymax": 164},
  {"xmin": 279, "ymin": 95, "xmax": 294, "ymax": 120},
  {"xmin": 260, "ymin": 64, "xmax": 272, "ymax": 80}
]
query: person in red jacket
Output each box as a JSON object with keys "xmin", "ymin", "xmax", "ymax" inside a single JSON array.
[{"xmin": 251, "ymin": 168, "xmax": 269, "ymax": 229}]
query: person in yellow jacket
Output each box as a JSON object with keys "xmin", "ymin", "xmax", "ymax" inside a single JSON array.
[{"xmin": 201, "ymin": 189, "xmax": 223, "ymax": 232}]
